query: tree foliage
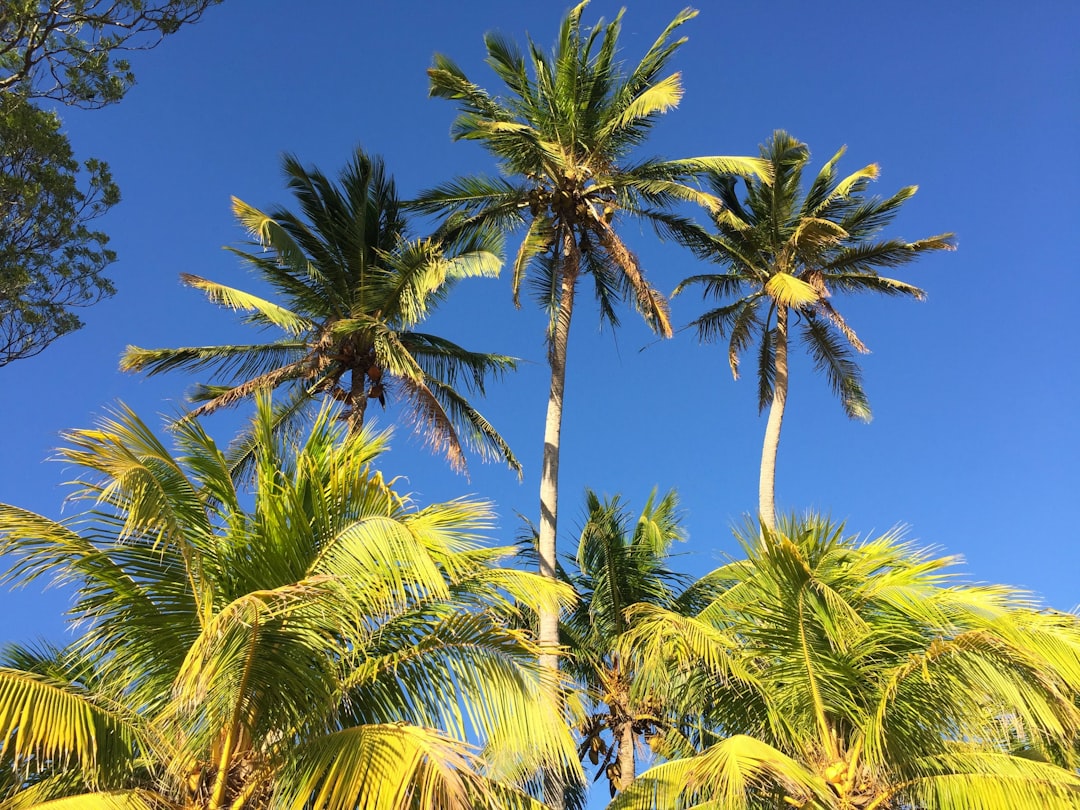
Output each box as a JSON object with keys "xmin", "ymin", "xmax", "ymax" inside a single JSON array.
[
  {"xmin": 1, "ymin": 0, "xmax": 220, "ymax": 107},
  {"xmin": 0, "ymin": 92, "xmax": 117, "ymax": 365},
  {"xmin": 0, "ymin": 397, "xmax": 577, "ymax": 809},
  {"xmin": 674, "ymin": 131, "xmax": 954, "ymax": 527},
  {"xmin": 615, "ymin": 516, "xmax": 1080, "ymax": 810},
  {"xmin": 559, "ymin": 489, "xmax": 712, "ymax": 796},
  {"xmin": 675, "ymin": 131, "xmax": 954, "ymax": 420},
  {"xmin": 0, "ymin": 0, "xmax": 220, "ymax": 366},
  {"xmin": 122, "ymin": 147, "xmax": 520, "ymax": 478}
]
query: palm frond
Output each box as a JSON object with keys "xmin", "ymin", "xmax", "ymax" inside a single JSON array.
[
  {"xmin": 610, "ymin": 734, "xmax": 833, "ymax": 810},
  {"xmin": 423, "ymin": 377, "xmax": 521, "ymax": 477},
  {"xmin": 0, "ymin": 669, "xmax": 145, "ymax": 787},
  {"xmin": 119, "ymin": 342, "xmax": 308, "ymax": 383},
  {"xmin": 891, "ymin": 752, "xmax": 1080, "ymax": 810},
  {"xmin": 799, "ymin": 316, "xmax": 871, "ymax": 420},
  {"xmin": 6, "ymin": 789, "xmax": 173, "ymax": 809},
  {"xmin": 279, "ymin": 724, "xmax": 482, "ymax": 810},
  {"xmin": 825, "ymin": 236, "xmax": 955, "ymax": 275},
  {"xmin": 178, "ymin": 273, "xmax": 312, "ymax": 335}
]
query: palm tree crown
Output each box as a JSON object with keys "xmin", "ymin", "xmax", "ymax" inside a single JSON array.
[
  {"xmin": 560, "ymin": 489, "xmax": 713, "ymax": 796},
  {"xmin": 615, "ymin": 515, "xmax": 1080, "ymax": 810},
  {"xmin": 674, "ymin": 131, "xmax": 955, "ymax": 528},
  {"xmin": 413, "ymin": 0, "xmax": 766, "ymax": 683},
  {"xmin": 0, "ymin": 398, "xmax": 577, "ymax": 810},
  {"xmin": 122, "ymin": 147, "xmax": 519, "ymax": 477}
]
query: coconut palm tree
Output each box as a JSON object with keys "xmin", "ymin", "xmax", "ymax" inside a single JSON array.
[
  {"xmin": 613, "ymin": 515, "xmax": 1080, "ymax": 810},
  {"xmin": 413, "ymin": 1, "xmax": 766, "ymax": 674},
  {"xmin": 560, "ymin": 489, "xmax": 716, "ymax": 796},
  {"xmin": 0, "ymin": 397, "xmax": 578, "ymax": 810},
  {"xmin": 674, "ymin": 131, "xmax": 955, "ymax": 529},
  {"xmin": 121, "ymin": 147, "xmax": 519, "ymax": 478}
]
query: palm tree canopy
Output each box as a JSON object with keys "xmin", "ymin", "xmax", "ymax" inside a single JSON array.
[
  {"xmin": 121, "ymin": 147, "xmax": 520, "ymax": 478},
  {"xmin": 613, "ymin": 515, "xmax": 1080, "ymax": 810},
  {"xmin": 675, "ymin": 130, "xmax": 955, "ymax": 419},
  {"xmin": 564, "ymin": 488, "xmax": 694, "ymax": 674},
  {"xmin": 0, "ymin": 397, "xmax": 579, "ymax": 809},
  {"xmin": 549, "ymin": 489, "xmax": 718, "ymax": 794},
  {"xmin": 413, "ymin": 1, "xmax": 768, "ymax": 338}
]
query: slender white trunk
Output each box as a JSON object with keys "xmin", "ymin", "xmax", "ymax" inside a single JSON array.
[
  {"xmin": 759, "ymin": 307, "xmax": 788, "ymax": 532},
  {"xmin": 538, "ymin": 236, "xmax": 578, "ymax": 810},
  {"xmin": 615, "ymin": 709, "xmax": 635, "ymax": 791}
]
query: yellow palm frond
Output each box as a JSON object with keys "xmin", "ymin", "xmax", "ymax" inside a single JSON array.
[
  {"xmin": 280, "ymin": 724, "xmax": 481, "ymax": 810},
  {"xmin": 833, "ymin": 163, "xmax": 880, "ymax": 197},
  {"xmin": 790, "ymin": 217, "xmax": 847, "ymax": 250},
  {"xmin": 765, "ymin": 273, "xmax": 819, "ymax": 308},
  {"xmin": 0, "ymin": 669, "xmax": 144, "ymax": 785},
  {"xmin": 605, "ymin": 72, "xmax": 684, "ymax": 136},
  {"xmin": 180, "ymin": 273, "xmax": 312, "ymax": 336},
  {"xmin": 612, "ymin": 734, "xmax": 833, "ymax": 810},
  {"xmin": 12, "ymin": 789, "xmax": 171, "ymax": 810}
]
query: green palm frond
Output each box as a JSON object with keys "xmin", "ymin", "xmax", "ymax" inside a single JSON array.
[
  {"xmin": 119, "ymin": 341, "xmax": 308, "ymax": 385},
  {"xmin": 825, "ymin": 236, "xmax": 954, "ymax": 276},
  {"xmin": 0, "ymin": 668, "xmax": 147, "ymax": 788},
  {"xmin": 412, "ymin": 176, "xmax": 528, "ymax": 219},
  {"xmin": 231, "ymin": 196, "xmax": 315, "ymax": 281},
  {"xmin": 401, "ymin": 332, "xmax": 516, "ymax": 393},
  {"xmin": 756, "ymin": 325, "xmax": 776, "ymax": 412},
  {"xmin": 617, "ymin": 515, "xmax": 1080, "ymax": 810},
  {"xmin": 611, "ymin": 734, "xmax": 833, "ymax": 810},
  {"xmin": 1, "ymin": 401, "xmax": 578, "ymax": 807},
  {"xmin": 279, "ymin": 724, "xmax": 483, "ymax": 810},
  {"xmin": 891, "ymin": 751, "xmax": 1080, "ymax": 810},
  {"xmin": 222, "ymin": 384, "xmax": 320, "ymax": 484},
  {"xmin": 511, "ymin": 214, "xmax": 556, "ymax": 308},
  {"xmin": 422, "ymin": 377, "xmax": 522, "ymax": 477}
]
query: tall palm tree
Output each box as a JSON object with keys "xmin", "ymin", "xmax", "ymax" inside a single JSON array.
[
  {"xmin": 413, "ymin": 1, "xmax": 766, "ymax": 673},
  {"xmin": 0, "ymin": 397, "xmax": 579, "ymax": 810},
  {"xmin": 613, "ymin": 515, "xmax": 1080, "ymax": 810},
  {"xmin": 122, "ymin": 147, "xmax": 519, "ymax": 477},
  {"xmin": 674, "ymin": 131, "xmax": 954, "ymax": 529},
  {"xmin": 560, "ymin": 489, "xmax": 715, "ymax": 796}
]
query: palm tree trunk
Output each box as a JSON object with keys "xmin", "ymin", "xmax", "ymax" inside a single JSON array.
[
  {"xmin": 347, "ymin": 366, "xmax": 368, "ymax": 434},
  {"xmin": 759, "ymin": 307, "xmax": 788, "ymax": 531},
  {"xmin": 616, "ymin": 715, "xmax": 635, "ymax": 791},
  {"xmin": 538, "ymin": 235, "xmax": 579, "ymax": 810}
]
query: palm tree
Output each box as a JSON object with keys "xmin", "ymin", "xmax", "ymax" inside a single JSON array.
[
  {"xmin": 121, "ymin": 147, "xmax": 519, "ymax": 477},
  {"xmin": 0, "ymin": 397, "xmax": 579, "ymax": 810},
  {"xmin": 613, "ymin": 515, "xmax": 1080, "ymax": 809},
  {"xmin": 413, "ymin": 1, "xmax": 766, "ymax": 673},
  {"xmin": 674, "ymin": 131, "xmax": 955, "ymax": 529},
  {"xmin": 560, "ymin": 489, "xmax": 715, "ymax": 796}
]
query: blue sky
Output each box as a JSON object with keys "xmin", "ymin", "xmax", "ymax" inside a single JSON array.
[{"xmin": 2, "ymin": 0, "xmax": 1077, "ymax": 678}]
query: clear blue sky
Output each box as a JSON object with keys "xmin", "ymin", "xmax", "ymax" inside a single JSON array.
[{"xmin": 2, "ymin": 0, "xmax": 1077, "ymax": 681}]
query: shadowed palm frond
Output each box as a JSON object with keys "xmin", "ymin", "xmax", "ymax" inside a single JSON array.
[
  {"xmin": 799, "ymin": 315, "xmax": 871, "ymax": 421},
  {"xmin": 125, "ymin": 147, "xmax": 518, "ymax": 476}
]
